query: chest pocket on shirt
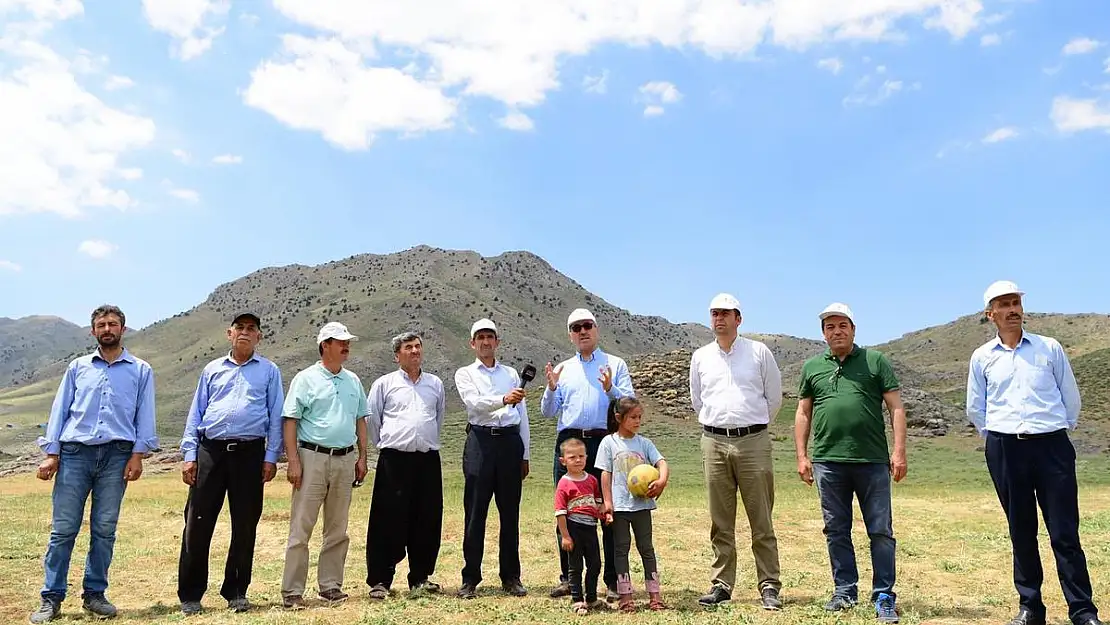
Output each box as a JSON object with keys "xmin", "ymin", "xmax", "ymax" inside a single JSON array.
[{"xmin": 1023, "ymin": 354, "xmax": 1057, "ymax": 392}]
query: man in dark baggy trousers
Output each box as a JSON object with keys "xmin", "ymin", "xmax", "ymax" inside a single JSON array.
[
  {"xmin": 967, "ymin": 280, "xmax": 1103, "ymax": 625},
  {"xmin": 365, "ymin": 332, "xmax": 447, "ymax": 599},
  {"xmin": 176, "ymin": 312, "xmax": 284, "ymax": 616},
  {"xmin": 453, "ymin": 318, "xmax": 530, "ymax": 599}
]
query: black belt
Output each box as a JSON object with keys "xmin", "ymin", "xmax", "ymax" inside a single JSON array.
[
  {"xmin": 703, "ymin": 423, "xmax": 767, "ymax": 438},
  {"xmin": 989, "ymin": 429, "xmax": 1065, "ymax": 440},
  {"xmin": 467, "ymin": 423, "xmax": 520, "ymax": 436},
  {"xmin": 299, "ymin": 441, "xmax": 356, "ymax": 456},
  {"xmin": 200, "ymin": 436, "xmax": 263, "ymax": 452},
  {"xmin": 560, "ymin": 428, "xmax": 608, "ymax": 440}
]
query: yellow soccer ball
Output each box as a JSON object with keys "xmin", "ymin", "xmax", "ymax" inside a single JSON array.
[{"xmin": 627, "ymin": 463, "xmax": 660, "ymax": 498}]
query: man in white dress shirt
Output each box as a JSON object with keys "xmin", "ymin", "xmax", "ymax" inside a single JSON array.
[
  {"xmin": 454, "ymin": 319, "xmax": 530, "ymax": 599},
  {"xmin": 689, "ymin": 293, "xmax": 784, "ymax": 610},
  {"xmin": 364, "ymin": 332, "xmax": 446, "ymax": 600}
]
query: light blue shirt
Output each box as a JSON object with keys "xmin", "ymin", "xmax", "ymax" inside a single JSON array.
[
  {"xmin": 541, "ymin": 349, "xmax": 634, "ymax": 431},
  {"xmin": 595, "ymin": 433, "xmax": 664, "ymax": 513},
  {"xmin": 283, "ymin": 363, "xmax": 368, "ymax": 449},
  {"xmin": 38, "ymin": 348, "xmax": 158, "ymax": 455},
  {"xmin": 966, "ymin": 331, "xmax": 1082, "ymax": 435},
  {"xmin": 180, "ymin": 352, "xmax": 285, "ymax": 463},
  {"xmin": 368, "ymin": 369, "xmax": 445, "ymax": 453}
]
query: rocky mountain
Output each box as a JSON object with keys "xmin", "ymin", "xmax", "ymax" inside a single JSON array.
[{"xmin": 0, "ymin": 316, "xmax": 91, "ymax": 387}]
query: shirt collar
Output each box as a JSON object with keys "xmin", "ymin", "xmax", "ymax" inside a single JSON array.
[
  {"xmin": 824, "ymin": 344, "xmax": 861, "ymax": 362},
  {"xmin": 92, "ymin": 347, "xmax": 134, "ymax": 364},
  {"xmin": 474, "ymin": 359, "xmax": 500, "ymax": 372},
  {"xmin": 223, "ymin": 351, "xmax": 260, "ymax": 366},
  {"xmin": 990, "ymin": 331, "xmax": 1031, "ymax": 351},
  {"xmin": 314, "ymin": 362, "xmax": 345, "ymax": 378},
  {"xmin": 577, "ymin": 348, "xmax": 606, "ymax": 364}
]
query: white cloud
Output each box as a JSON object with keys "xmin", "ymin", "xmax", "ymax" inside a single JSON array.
[
  {"xmin": 643, "ymin": 105, "xmax": 664, "ymax": 118},
  {"xmin": 239, "ymin": 12, "xmax": 260, "ymax": 27},
  {"xmin": 77, "ymin": 239, "xmax": 118, "ymax": 259},
  {"xmin": 0, "ymin": 3, "xmax": 156, "ymax": 218},
  {"xmin": 843, "ymin": 70, "xmax": 919, "ymax": 108},
  {"xmin": 103, "ymin": 74, "xmax": 134, "ymax": 90},
  {"xmin": 638, "ymin": 81, "xmax": 682, "ymax": 117},
  {"xmin": 142, "ymin": 0, "xmax": 229, "ymax": 60},
  {"xmin": 583, "ymin": 71, "xmax": 608, "ymax": 94},
  {"xmin": 816, "ymin": 57, "xmax": 843, "ymax": 75},
  {"xmin": 983, "ymin": 12, "xmax": 1009, "ymax": 26},
  {"xmin": 171, "ymin": 148, "xmax": 190, "ymax": 163},
  {"xmin": 497, "ymin": 110, "xmax": 534, "ymax": 131},
  {"xmin": 0, "ymin": 260, "xmax": 22, "ymax": 272},
  {"xmin": 1051, "ymin": 96, "xmax": 1110, "ymax": 133},
  {"xmin": 118, "ymin": 167, "xmax": 143, "ymax": 180},
  {"xmin": 1062, "ymin": 37, "xmax": 1103, "ymax": 56},
  {"xmin": 211, "ymin": 153, "xmax": 242, "ymax": 164},
  {"xmin": 980, "ymin": 33, "xmax": 1001, "ymax": 47},
  {"xmin": 982, "ymin": 126, "xmax": 1018, "ymax": 143},
  {"xmin": 169, "ymin": 187, "xmax": 200, "ymax": 202}
]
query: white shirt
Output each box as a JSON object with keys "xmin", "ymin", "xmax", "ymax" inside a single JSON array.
[
  {"xmin": 367, "ymin": 369, "xmax": 445, "ymax": 453},
  {"xmin": 689, "ymin": 336, "xmax": 783, "ymax": 428},
  {"xmin": 454, "ymin": 359, "xmax": 531, "ymax": 460}
]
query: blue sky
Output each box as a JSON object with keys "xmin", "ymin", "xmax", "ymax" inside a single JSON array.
[{"xmin": 1, "ymin": 0, "xmax": 1108, "ymax": 347}]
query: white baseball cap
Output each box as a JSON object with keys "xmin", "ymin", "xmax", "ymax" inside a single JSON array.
[
  {"xmin": 567, "ymin": 308, "xmax": 596, "ymax": 329},
  {"xmin": 317, "ymin": 321, "xmax": 358, "ymax": 344},
  {"xmin": 470, "ymin": 318, "xmax": 497, "ymax": 338},
  {"xmin": 709, "ymin": 293, "xmax": 742, "ymax": 314},
  {"xmin": 819, "ymin": 302, "xmax": 855, "ymax": 324},
  {"xmin": 983, "ymin": 280, "xmax": 1024, "ymax": 309}
]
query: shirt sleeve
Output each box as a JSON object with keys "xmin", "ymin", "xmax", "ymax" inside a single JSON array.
[
  {"xmin": 367, "ymin": 378, "xmax": 385, "ymax": 448},
  {"xmin": 761, "ymin": 345, "xmax": 783, "ymax": 419},
  {"xmin": 798, "ymin": 362, "xmax": 815, "ymax": 399},
  {"xmin": 38, "ymin": 361, "xmax": 77, "ymax": 455},
  {"xmin": 966, "ymin": 353, "xmax": 987, "ymax": 435},
  {"xmin": 608, "ymin": 357, "xmax": 634, "ymax": 399},
  {"xmin": 518, "ymin": 395, "xmax": 531, "ymax": 461},
  {"xmin": 353, "ymin": 374, "xmax": 369, "ymax": 419},
  {"xmin": 554, "ymin": 480, "xmax": 569, "ymax": 515},
  {"xmin": 264, "ymin": 364, "xmax": 285, "ymax": 464},
  {"xmin": 644, "ymin": 436, "xmax": 664, "ymax": 466},
  {"xmin": 436, "ymin": 378, "xmax": 446, "ymax": 429},
  {"xmin": 876, "ymin": 352, "xmax": 900, "ymax": 392},
  {"xmin": 541, "ymin": 383, "xmax": 563, "ymax": 418},
  {"xmin": 282, "ymin": 373, "xmax": 305, "ymax": 419},
  {"xmin": 454, "ymin": 367, "xmax": 506, "ymax": 415},
  {"xmin": 133, "ymin": 363, "xmax": 159, "ymax": 454},
  {"xmin": 1052, "ymin": 341, "xmax": 1082, "ymax": 429},
  {"xmin": 594, "ymin": 436, "xmax": 614, "ymax": 473},
  {"xmin": 689, "ymin": 352, "xmax": 703, "ymax": 415},
  {"xmin": 180, "ymin": 367, "xmax": 210, "ymax": 463}
]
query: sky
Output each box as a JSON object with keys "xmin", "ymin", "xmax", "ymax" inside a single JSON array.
[{"xmin": 1, "ymin": 0, "xmax": 1109, "ymax": 347}]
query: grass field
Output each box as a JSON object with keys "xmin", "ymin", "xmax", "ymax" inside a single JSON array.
[{"xmin": 3, "ymin": 402, "xmax": 1110, "ymax": 625}]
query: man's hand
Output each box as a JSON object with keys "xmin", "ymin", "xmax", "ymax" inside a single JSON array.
[
  {"xmin": 287, "ymin": 459, "xmax": 302, "ymax": 490},
  {"xmin": 561, "ymin": 535, "xmax": 574, "ymax": 552},
  {"xmin": 797, "ymin": 457, "xmax": 814, "ymax": 485},
  {"xmin": 890, "ymin": 451, "xmax": 907, "ymax": 483},
  {"xmin": 520, "ymin": 460, "xmax": 530, "ymax": 481},
  {"xmin": 262, "ymin": 462, "xmax": 277, "ymax": 483},
  {"xmin": 355, "ymin": 456, "xmax": 368, "ymax": 483},
  {"xmin": 544, "ymin": 362, "xmax": 563, "ymax": 391},
  {"xmin": 598, "ymin": 366, "xmax": 613, "ymax": 393},
  {"xmin": 503, "ymin": 389, "xmax": 526, "ymax": 406},
  {"xmin": 182, "ymin": 461, "xmax": 197, "ymax": 486},
  {"xmin": 124, "ymin": 454, "xmax": 144, "ymax": 482},
  {"xmin": 37, "ymin": 456, "xmax": 59, "ymax": 482}
]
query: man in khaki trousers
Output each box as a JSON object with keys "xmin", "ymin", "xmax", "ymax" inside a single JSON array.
[
  {"xmin": 279, "ymin": 322, "xmax": 369, "ymax": 609},
  {"xmin": 689, "ymin": 293, "xmax": 784, "ymax": 610}
]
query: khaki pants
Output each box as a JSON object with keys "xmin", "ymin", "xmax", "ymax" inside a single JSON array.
[
  {"xmin": 281, "ymin": 447, "xmax": 356, "ymax": 598},
  {"xmin": 702, "ymin": 429, "xmax": 781, "ymax": 592}
]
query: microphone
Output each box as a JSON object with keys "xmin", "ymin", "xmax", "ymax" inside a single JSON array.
[{"xmin": 508, "ymin": 364, "xmax": 535, "ymax": 407}]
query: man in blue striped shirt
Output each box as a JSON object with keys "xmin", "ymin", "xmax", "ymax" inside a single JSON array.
[
  {"xmin": 31, "ymin": 305, "xmax": 158, "ymax": 624},
  {"xmin": 967, "ymin": 281, "xmax": 1102, "ymax": 625},
  {"xmin": 176, "ymin": 312, "xmax": 284, "ymax": 616}
]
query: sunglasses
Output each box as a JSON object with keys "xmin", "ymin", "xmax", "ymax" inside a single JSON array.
[{"xmin": 569, "ymin": 322, "xmax": 595, "ymax": 333}]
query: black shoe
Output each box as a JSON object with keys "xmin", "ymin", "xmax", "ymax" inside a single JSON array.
[
  {"xmin": 761, "ymin": 586, "xmax": 783, "ymax": 611},
  {"xmin": 81, "ymin": 594, "xmax": 117, "ymax": 619},
  {"xmin": 824, "ymin": 594, "xmax": 857, "ymax": 611},
  {"xmin": 227, "ymin": 597, "xmax": 250, "ymax": 613},
  {"xmin": 457, "ymin": 583, "xmax": 478, "ymax": 600},
  {"xmin": 180, "ymin": 601, "xmax": 203, "ymax": 616},
  {"xmin": 318, "ymin": 588, "xmax": 349, "ymax": 603},
  {"xmin": 549, "ymin": 581, "xmax": 570, "ymax": 598},
  {"xmin": 1008, "ymin": 607, "xmax": 1046, "ymax": 625},
  {"xmin": 698, "ymin": 584, "xmax": 731, "ymax": 607},
  {"xmin": 1076, "ymin": 617, "xmax": 1105, "ymax": 625},
  {"xmin": 29, "ymin": 597, "xmax": 61, "ymax": 624},
  {"xmin": 502, "ymin": 579, "xmax": 527, "ymax": 597}
]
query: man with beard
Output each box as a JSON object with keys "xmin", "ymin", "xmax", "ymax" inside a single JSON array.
[
  {"xmin": 689, "ymin": 293, "xmax": 784, "ymax": 610},
  {"xmin": 542, "ymin": 308, "xmax": 634, "ymax": 602},
  {"xmin": 365, "ymin": 331, "xmax": 446, "ymax": 599},
  {"xmin": 279, "ymin": 322, "xmax": 369, "ymax": 610},
  {"xmin": 177, "ymin": 312, "xmax": 284, "ymax": 615},
  {"xmin": 454, "ymin": 319, "xmax": 530, "ymax": 599},
  {"xmin": 967, "ymin": 281, "xmax": 1102, "ymax": 625},
  {"xmin": 31, "ymin": 305, "xmax": 158, "ymax": 624}
]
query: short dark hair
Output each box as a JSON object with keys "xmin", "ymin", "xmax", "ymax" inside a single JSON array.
[
  {"xmin": 90, "ymin": 305, "xmax": 125, "ymax": 328},
  {"xmin": 559, "ymin": 437, "xmax": 586, "ymax": 456},
  {"xmin": 318, "ymin": 338, "xmax": 332, "ymax": 356},
  {"xmin": 391, "ymin": 331, "xmax": 421, "ymax": 354}
]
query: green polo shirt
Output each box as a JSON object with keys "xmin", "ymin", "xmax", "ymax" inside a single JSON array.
[
  {"xmin": 283, "ymin": 363, "xmax": 369, "ymax": 449},
  {"xmin": 798, "ymin": 346, "xmax": 899, "ymax": 464}
]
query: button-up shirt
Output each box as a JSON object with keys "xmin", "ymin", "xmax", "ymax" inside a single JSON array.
[
  {"xmin": 966, "ymin": 331, "xmax": 1081, "ymax": 435},
  {"xmin": 38, "ymin": 348, "xmax": 158, "ymax": 455},
  {"xmin": 690, "ymin": 337, "xmax": 783, "ymax": 428},
  {"xmin": 541, "ymin": 349, "xmax": 634, "ymax": 432},
  {"xmin": 454, "ymin": 359, "xmax": 531, "ymax": 460},
  {"xmin": 283, "ymin": 363, "xmax": 368, "ymax": 449},
  {"xmin": 180, "ymin": 352, "xmax": 285, "ymax": 463},
  {"xmin": 368, "ymin": 369, "xmax": 446, "ymax": 453}
]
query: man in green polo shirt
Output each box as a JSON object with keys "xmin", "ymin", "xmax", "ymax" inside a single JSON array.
[
  {"xmin": 279, "ymin": 321, "xmax": 369, "ymax": 610},
  {"xmin": 794, "ymin": 303, "xmax": 907, "ymax": 624}
]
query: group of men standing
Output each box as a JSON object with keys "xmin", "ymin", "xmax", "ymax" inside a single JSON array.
[{"xmin": 26, "ymin": 279, "xmax": 1106, "ymax": 625}]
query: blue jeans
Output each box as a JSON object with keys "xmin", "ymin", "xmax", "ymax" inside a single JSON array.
[
  {"xmin": 813, "ymin": 461, "xmax": 896, "ymax": 602},
  {"xmin": 41, "ymin": 441, "xmax": 133, "ymax": 601}
]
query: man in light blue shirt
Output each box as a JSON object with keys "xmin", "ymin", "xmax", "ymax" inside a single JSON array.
[
  {"xmin": 177, "ymin": 312, "xmax": 284, "ymax": 616},
  {"xmin": 966, "ymin": 281, "xmax": 1102, "ymax": 625},
  {"xmin": 542, "ymin": 308, "xmax": 634, "ymax": 601},
  {"xmin": 31, "ymin": 305, "xmax": 158, "ymax": 624}
]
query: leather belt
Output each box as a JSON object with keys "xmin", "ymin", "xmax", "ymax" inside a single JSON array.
[
  {"xmin": 990, "ymin": 429, "xmax": 1065, "ymax": 440},
  {"xmin": 703, "ymin": 423, "xmax": 768, "ymax": 438},
  {"xmin": 561, "ymin": 428, "xmax": 609, "ymax": 439},
  {"xmin": 299, "ymin": 441, "xmax": 356, "ymax": 456},
  {"xmin": 200, "ymin": 436, "xmax": 262, "ymax": 452},
  {"xmin": 467, "ymin": 423, "xmax": 520, "ymax": 436}
]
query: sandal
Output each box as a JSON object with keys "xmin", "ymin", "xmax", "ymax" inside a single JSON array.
[
  {"xmin": 649, "ymin": 598, "xmax": 667, "ymax": 611},
  {"xmin": 571, "ymin": 601, "xmax": 589, "ymax": 616},
  {"xmin": 619, "ymin": 600, "xmax": 637, "ymax": 613}
]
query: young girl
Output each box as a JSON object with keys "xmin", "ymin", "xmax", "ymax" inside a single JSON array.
[{"xmin": 596, "ymin": 396, "xmax": 669, "ymax": 612}]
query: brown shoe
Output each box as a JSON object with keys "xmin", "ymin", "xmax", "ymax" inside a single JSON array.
[
  {"xmin": 282, "ymin": 595, "xmax": 305, "ymax": 610},
  {"xmin": 318, "ymin": 588, "xmax": 349, "ymax": 603}
]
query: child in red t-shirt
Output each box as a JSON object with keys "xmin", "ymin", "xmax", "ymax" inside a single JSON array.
[{"xmin": 555, "ymin": 437, "xmax": 612, "ymax": 615}]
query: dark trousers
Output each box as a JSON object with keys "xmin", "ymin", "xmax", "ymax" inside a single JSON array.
[
  {"xmin": 461, "ymin": 427, "xmax": 524, "ymax": 586},
  {"xmin": 566, "ymin": 521, "xmax": 601, "ymax": 603},
  {"xmin": 177, "ymin": 438, "xmax": 265, "ymax": 603},
  {"xmin": 813, "ymin": 462, "xmax": 896, "ymax": 603},
  {"xmin": 612, "ymin": 510, "xmax": 660, "ymax": 594},
  {"xmin": 553, "ymin": 429, "xmax": 616, "ymax": 591},
  {"xmin": 366, "ymin": 448, "xmax": 443, "ymax": 589},
  {"xmin": 986, "ymin": 430, "xmax": 1098, "ymax": 623}
]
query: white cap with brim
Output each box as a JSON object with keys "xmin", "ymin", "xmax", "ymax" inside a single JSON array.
[
  {"xmin": 470, "ymin": 318, "xmax": 497, "ymax": 338},
  {"xmin": 983, "ymin": 280, "xmax": 1024, "ymax": 309},
  {"xmin": 819, "ymin": 302, "xmax": 855, "ymax": 324},
  {"xmin": 567, "ymin": 308, "xmax": 596, "ymax": 329},
  {"xmin": 709, "ymin": 293, "xmax": 742, "ymax": 315},
  {"xmin": 317, "ymin": 321, "xmax": 358, "ymax": 344}
]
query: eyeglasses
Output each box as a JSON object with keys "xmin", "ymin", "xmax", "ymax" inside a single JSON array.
[{"xmin": 569, "ymin": 322, "xmax": 595, "ymax": 333}]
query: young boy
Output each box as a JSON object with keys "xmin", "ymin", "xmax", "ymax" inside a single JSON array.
[{"xmin": 554, "ymin": 438, "xmax": 611, "ymax": 614}]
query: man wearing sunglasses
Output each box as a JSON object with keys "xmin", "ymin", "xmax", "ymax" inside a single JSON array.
[{"xmin": 542, "ymin": 308, "xmax": 634, "ymax": 602}]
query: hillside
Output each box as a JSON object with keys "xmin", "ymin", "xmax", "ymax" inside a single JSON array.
[{"xmin": 0, "ymin": 317, "xmax": 90, "ymax": 388}]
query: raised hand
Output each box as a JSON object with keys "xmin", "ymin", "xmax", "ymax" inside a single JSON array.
[
  {"xmin": 598, "ymin": 365, "xmax": 613, "ymax": 392},
  {"xmin": 545, "ymin": 362, "xmax": 563, "ymax": 391}
]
